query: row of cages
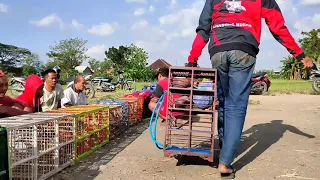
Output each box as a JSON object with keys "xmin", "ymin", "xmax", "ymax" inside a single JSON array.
[{"xmin": 0, "ymin": 96, "xmax": 145, "ymax": 180}]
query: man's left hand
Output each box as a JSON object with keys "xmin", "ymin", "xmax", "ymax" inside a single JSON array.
[{"xmin": 301, "ymin": 56, "xmax": 314, "ymax": 69}]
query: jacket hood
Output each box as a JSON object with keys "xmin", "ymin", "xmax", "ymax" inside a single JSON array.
[{"xmin": 16, "ymin": 74, "xmax": 43, "ymax": 111}]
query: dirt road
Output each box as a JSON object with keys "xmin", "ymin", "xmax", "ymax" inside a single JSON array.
[{"xmin": 57, "ymin": 95, "xmax": 320, "ymax": 180}]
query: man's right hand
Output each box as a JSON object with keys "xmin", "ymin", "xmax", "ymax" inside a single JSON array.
[
  {"xmin": 185, "ymin": 62, "xmax": 198, "ymax": 67},
  {"xmin": 301, "ymin": 56, "xmax": 314, "ymax": 69}
]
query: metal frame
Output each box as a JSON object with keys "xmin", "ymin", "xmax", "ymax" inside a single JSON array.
[
  {"xmin": 48, "ymin": 105, "xmax": 110, "ymax": 161},
  {"xmin": 164, "ymin": 66, "xmax": 218, "ymax": 162},
  {"xmin": 0, "ymin": 113, "xmax": 75, "ymax": 180}
]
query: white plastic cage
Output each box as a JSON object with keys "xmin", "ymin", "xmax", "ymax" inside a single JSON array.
[{"xmin": 0, "ymin": 112, "xmax": 75, "ymax": 180}]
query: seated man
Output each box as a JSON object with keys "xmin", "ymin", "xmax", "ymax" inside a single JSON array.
[
  {"xmin": 61, "ymin": 75, "xmax": 88, "ymax": 107},
  {"xmin": 0, "ymin": 70, "xmax": 32, "ymax": 117},
  {"xmin": 148, "ymin": 68, "xmax": 185, "ymax": 123},
  {"xmin": 41, "ymin": 69, "xmax": 64, "ymax": 112},
  {"xmin": 16, "ymin": 74, "xmax": 44, "ymax": 112}
]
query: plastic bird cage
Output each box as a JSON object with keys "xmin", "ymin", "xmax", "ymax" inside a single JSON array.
[
  {"xmin": 122, "ymin": 94, "xmax": 144, "ymax": 121},
  {"xmin": 95, "ymin": 100, "xmax": 129, "ymax": 139},
  {"xmin": 0, "ymin": 127, "xmax": 9, "ymax": 180},
  {"xmin": 0, "ymin": 112, "xmax": 75, "ymax": 180},
  {"xmin": 48, "ymin": 105, "xmax": 110, "ymax": 161},
  {"xmin": 164, "ymin": 66, "xmax": 218, "ymax": 162},
  {"xmin": 118, "ymin": 98, "xmax": 138, "ymax": 126}
]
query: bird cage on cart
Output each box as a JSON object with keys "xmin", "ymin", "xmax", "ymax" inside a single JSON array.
[
  {"xmin": 48, "ymin": 105, "xmax": 110, "ymax": 161},
  {"xmin": 0, "ymin": 112, "xmax": 75, "ymax": 180},
  {"xmin": 164, "ymin": 66, "xmax": 218, "ymax": 162}
]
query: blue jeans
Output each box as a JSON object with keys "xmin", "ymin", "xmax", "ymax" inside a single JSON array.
[{"xmin": 211, "ymin": 50, "xmax": 256, "ymax": 166}]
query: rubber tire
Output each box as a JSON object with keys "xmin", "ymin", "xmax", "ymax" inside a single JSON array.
[
  {"xmin": 261, "ymin": 82, "xmax": 268, "ymax": 94},
  {"xmin": 312, "ymin": 79, "xmax": 320, "ymax": 92}
]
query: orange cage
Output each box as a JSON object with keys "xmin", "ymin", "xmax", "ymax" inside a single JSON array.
[
  {"xmin": 119, "ymin": 98, "xmax": 138, "ymax": 126},
  {"xmin": 120, "ymin": 95, "xmax": 144, "ymax": 121}
]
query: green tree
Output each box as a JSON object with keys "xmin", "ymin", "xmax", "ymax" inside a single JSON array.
[
  {"xmin": 22, "ymin": 53, "xmax": 44, "ymax": 76},
  {"xmin": 104, "ymin": 45, "xmax": 130, "ymax": 70},
  {"xmin": 298, "ymin": 28, "xmax": 320, "ymax": 70},
  {"xmin": 125, "ymin": 44, "xmax": 152, "ymax": 81},
  {"xmin": 0, "ymin": 43, "xmax": 31, "ymax": 71},
  {"xmin": 88, "ymin": 58, "xmax": 101, "ymax": 73},
  {"xmin": 47, "ymin": 37, "xmax": 89, "ymax": 72},
  {"xmin": 104, "ymin": 44, "xmax": 152, "ymax": 81},
  {"xmin": 280, "ymin": 56, "xmax": 307, "ymax": 80}
]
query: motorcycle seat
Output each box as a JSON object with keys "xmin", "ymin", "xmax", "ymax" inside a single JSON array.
[
  {"xmin": 252, "ymin": 72, "xmax": 266, "ymax": 78},
  {"xmin": 94, "ymin": 77, "xmax": 113, "ymax": 80}
]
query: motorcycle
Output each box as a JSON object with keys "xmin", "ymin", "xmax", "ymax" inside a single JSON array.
[
  {"xmin": 112, "ymin": 70, "xmax": 136, "ymax": 92},
  {"xmin": 310, "ymin": 69, "xmax": 320, "ymax": 92},
  {"xmin": 91, "ymin": 76, "xmax": 116, "ymax": 92},
  {"xmin": 66, "ymin": 74, "xmax": 96, "ymax": 98},
  {"xmin": 10, "ymin": 76, "xmax": 25, "ymax": 96},
  {"xmin": 91, "ymin": 70, "xmax": 135, "ymax": 93},
  {"xmin": 251, "ymin": 72, "xmax": 271, "ymax": 95}
]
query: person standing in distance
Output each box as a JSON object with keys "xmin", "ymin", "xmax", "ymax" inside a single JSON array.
[{"xmin": 186, "ymin": 0, "xmax": 313, "ymax": 178}]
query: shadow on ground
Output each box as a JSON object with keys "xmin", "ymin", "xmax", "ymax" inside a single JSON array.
[
  {"xmin": 173, "ymin": 120, "xmax": 315, "ymax": 172},
  {"xmin": 54, "ymin": 119, "xmax": 150, "ymax": 180},
  {"xmin": 233, "ymin": 120, "xmax": 315, "ymax": 171}
]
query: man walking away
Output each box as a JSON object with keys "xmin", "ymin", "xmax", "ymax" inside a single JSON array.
[
  {"xmin": 61, "ymin": 75, "xmax": 88, "ymax": 107},
  {"xmin": 187, "ymin": 0, "xmax": 313, "ymax": 178},
  {"xmin": 41, "ymin": 69, "xmax": 64, "ymax": 112}
]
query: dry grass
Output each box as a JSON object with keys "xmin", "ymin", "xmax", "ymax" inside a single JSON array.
[{"xmin": 266, "ymin": 79, "xmax": 320, "ymax": 95}]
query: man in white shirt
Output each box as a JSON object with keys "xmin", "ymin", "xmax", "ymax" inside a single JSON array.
[
  {"xmin": 41, "ymin": 69, "xmax": 64, "ymax": 112},
  {"xmin": 61, "ymin": 75, "xmax": 88, "ymax": 107}
]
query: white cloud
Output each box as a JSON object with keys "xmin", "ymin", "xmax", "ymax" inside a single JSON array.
[
  {"xmin": 300, "ymin": 0, "xmax": 320, "ymax": 5},
  {"xmin": 0, "ymin": 3, "xmax": 9, "ymax": 13},
  {"xmin": 71, "ymin": 19, "xmax": 84, "ymax": 29},
  {"xmin": 88, "ymin": 23, "xmax": 117, "ymax": 36},
  {"xmin": 149, "ymin": 5, "xmax": 155, "ymax": 12},
  {"xmin": 168, "ymin": 0, "xmax": 178, "ymax": 9},
  {"xmin": 29, "ymin": 13, "xmax": 63, "ymax": 28},
  {"xmin": 294, "ymin": 13, "xmax": 320, "ymax": 33},
  {"xmin": 158, "ymin": 0, "xmax": 203, "ymax": 38},
  {"xmin": 131, "ymin": 20, "xmax": 148, "ymax": 30},
  {"xmin": 86, "ymin": 45, "xmax": 106, "ymax": 60},
  {"xmin": 133, "ymin": 8, "xmax": 145, "ymax": 16},
  {"xmin": 125, "ymin": 0, "xmax": 146, "ymax": 3}
]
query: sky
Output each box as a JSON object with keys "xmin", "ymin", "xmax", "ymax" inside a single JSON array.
[{"xmin": 0, "ymin": 0, "xmax": 319, "ymax": 70}]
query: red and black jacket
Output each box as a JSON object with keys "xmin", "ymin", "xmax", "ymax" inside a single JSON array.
[{"xmin": 188, "ymin": 0, "xmax": 305, "ymax": 63}]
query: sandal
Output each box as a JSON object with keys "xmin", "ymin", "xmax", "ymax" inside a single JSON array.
[{"xmin": 220, "ymin": 166, "xmax": 235, "ymax": 179}]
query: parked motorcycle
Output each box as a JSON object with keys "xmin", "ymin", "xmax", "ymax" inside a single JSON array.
[
  {"xmin": 91, "ymin": 76, "xmax": 116, "ymax": 92},
  {"xmin": 251, "ymin": 72, "xmax": 271, "ymax": 95},
  {"xmin": 66, "ymin": 74, "xmax": 96, "ymax": 98},
  {"xmin": 10, "ymin": 76, "xmax": 25, "ymax": 96},
  {"xmin": 310, "ymin": 69, "xmax": 320, "ymax": 92},
  {"xmin": 91, "ymin": 70, "xmax": 135, "ymax": 93}
]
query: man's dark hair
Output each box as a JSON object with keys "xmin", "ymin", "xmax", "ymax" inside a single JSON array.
[
  {"xmin": 157, "ymin": 67, "xmax": 169, "ymax": 77},
  {"xmin": 43, "ymin": 69, "xmax": 56, "ymax": 79}
]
